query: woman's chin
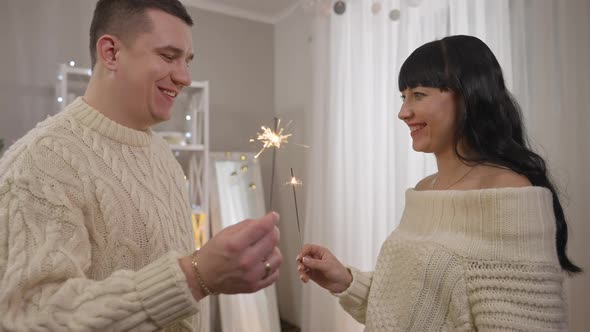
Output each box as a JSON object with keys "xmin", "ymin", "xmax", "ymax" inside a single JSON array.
[{"xmin": 411, "ymin": 141, "xmax": 426, "ymax": 153}]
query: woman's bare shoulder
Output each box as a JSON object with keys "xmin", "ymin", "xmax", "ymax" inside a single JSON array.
[
  {"xmin": 414, "ymin": 174, "xmax": 437, "ymax": 191},
  {"xmin": 479, "ymin": 165, "xmax": 532, "ymax": 189}
]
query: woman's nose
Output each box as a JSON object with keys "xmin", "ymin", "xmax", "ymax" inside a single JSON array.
[{"xmin": 398, "ymin": 102, "xmax": 412, "ymax": 120}]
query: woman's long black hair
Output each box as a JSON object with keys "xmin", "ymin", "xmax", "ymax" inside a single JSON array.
[{"xmin": 398, "ymin": 35, "xmax": 581, "ymax": 274}]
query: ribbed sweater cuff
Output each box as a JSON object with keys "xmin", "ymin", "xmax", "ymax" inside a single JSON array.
[
  {"xmin": 332, "ymin": 267, "xmax": 371, "ymax": 305},
  {"xmin": 134, "ymin": 251, "xmax": 199, "ymax": 328}
]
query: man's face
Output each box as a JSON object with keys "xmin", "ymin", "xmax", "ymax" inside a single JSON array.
[{"xmin": 116, "ymin": 9, "xmax": 193, "ymax": 128}]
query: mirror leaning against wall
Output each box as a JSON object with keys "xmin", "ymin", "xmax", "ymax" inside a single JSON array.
[{"xmin": 210, "ymin": 152, "xmax": 282, "ymax": 332}]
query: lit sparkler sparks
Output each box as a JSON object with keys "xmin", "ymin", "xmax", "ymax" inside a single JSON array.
[
  {"xmin": 250, "ymin": 119, "xmax": 292, "ymax": 159},
  {"xmin": 287, "ymin": 176, "xmax": 303, "ymax": 186}
]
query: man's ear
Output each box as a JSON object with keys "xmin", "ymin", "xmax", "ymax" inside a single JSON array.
[{"xmin": 95, "ymin": 34, "xmax": 121, "ymax": 71}]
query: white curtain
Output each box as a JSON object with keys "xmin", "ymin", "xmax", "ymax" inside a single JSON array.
[{"xmin": 302, "ymin": 1, "xmax": 512, "ymax": 331}]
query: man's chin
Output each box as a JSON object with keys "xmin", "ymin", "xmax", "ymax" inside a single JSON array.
[{"xmin": 151, "ymin": 109, "xmax": 173, "ymax": 124}]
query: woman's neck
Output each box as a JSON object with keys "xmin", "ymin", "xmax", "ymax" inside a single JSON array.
[{"xmin": 433, "ymin": 146, "xmax": 476, "ymax": 189}]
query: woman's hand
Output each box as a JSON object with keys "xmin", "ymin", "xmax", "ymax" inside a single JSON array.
[{"xmin": 297, "ymin": 244, "xmax": 352, "ymax": 293}]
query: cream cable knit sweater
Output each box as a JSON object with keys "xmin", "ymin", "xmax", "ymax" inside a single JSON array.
[
  {"xmin": 337, "ymin": 188, "xmax": 567, "ymax": 331},
  {"xmin": 0, "ymin": 98, "xmax": 199, "ymax": 331}
]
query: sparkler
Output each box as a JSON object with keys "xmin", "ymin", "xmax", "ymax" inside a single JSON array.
[
  {"xmin": 250, "ymin": 118, "xmax": 292, "ymax": 209},
  {"xmin": 288, "ymin": 168, "xmax": 303, "ymax": 248}
]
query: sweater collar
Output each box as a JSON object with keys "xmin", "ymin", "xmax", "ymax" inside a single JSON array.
[
  {"xmin": 67, "ymin": 97, "xmax": 152, "ymax": 147},
  {"xmin": 399, "ymin": 187, "xmax": 558, "ymax": 263}
]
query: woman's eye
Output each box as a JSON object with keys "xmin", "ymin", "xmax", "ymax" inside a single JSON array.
[
  {"xmin": 400, "ymin": 95, "xmax": 406, "ymax": 102},
  {"xmin": 414, "ymin": 92, "xmax": 425, "ymax": 99}
]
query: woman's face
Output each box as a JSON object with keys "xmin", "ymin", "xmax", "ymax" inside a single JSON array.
[{"xmin": 398, "ymin": 86, "xmax": 458, "ymax": 155}]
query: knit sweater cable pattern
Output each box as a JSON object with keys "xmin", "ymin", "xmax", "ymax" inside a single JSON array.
[
  {"xmin": 336, "ymin": 188, "xmax": 567, "ymax": 331},
  {"xmin": 0, "ymin": 98, "xmax": 198, "ymax": 331}
]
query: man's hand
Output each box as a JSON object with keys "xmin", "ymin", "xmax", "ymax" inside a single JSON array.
[{"xmin": 180, "ymin": 212, "xmax": 282, "ymax": 300}]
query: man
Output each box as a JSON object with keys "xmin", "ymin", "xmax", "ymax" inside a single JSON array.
[{"xmin": 0, "ymin": 0, "xmax": 282, "ymax": 331}]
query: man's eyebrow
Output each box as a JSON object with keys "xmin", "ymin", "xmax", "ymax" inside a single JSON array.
[{"xmin": 156, "ymin": 45, "xmax": 194, "ymax": 61}]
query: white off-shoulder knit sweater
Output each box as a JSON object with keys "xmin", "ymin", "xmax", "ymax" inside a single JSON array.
[
  {"xmin": 336, "ymin": 188, "xmax": 567, "ymax": 331},
  {"xmin": 0, "ymin": 98, "xmax": 198, "ymax": 331}
]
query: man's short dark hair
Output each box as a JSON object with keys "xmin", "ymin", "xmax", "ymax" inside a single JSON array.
[{"xmin": 89, "ymin": 0, "xmax": 194, "ymax": 68}]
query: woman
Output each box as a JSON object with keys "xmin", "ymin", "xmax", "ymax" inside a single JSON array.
[{"xmin": 297, "ymin": 35, "xmax": 581, "ymax": 331}]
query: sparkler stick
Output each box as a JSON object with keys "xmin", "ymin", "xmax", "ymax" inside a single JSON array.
[
  {"xmin": 289, "ymin": 168, "xmax": 303, "ymax": 248},
  {"xmin": 269, "ymin": 118, "xmax": 279, "ymax": 210}
]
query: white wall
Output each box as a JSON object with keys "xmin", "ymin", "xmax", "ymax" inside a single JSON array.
[
  {"xmin": 0, "ymin": 0, "xmax": 95, "ymax": 147},
  {"xmin": 508, "ymin": 1, "xmax": 590, "ymax": 330},
  {"xmin": 525, "ymin": 1, "xmax": 590, "ymax": 330},
  {"xmin": 273, "ymin": 6, "xmax": 312, "ymax": 327}
]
